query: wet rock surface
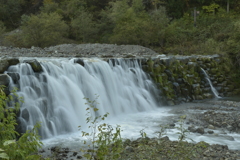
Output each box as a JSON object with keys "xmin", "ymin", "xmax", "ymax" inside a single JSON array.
[{"xmin": 186, "ymin": 100, "xmax": 240, "ymax": 134}]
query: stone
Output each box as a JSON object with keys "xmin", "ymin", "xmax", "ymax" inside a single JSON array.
[
  {"xmin": 196, "ymin": 127, "xmax": 204, "ymax": 134},
  {"xmin": 208, "ymin": 125, "xmax": 215, "ymax": 129},
  {"xmin": 173, "ymin": 82, "xmax": 180, "ymax": 94},
  {"xmin": 169, "ymin": 123, "xmax": 175, "ymax": 127},
  {"xmin": 195, "ymin": 95, "xmax": 203, "ymax": 100},
  {"xmin": 23, "ymin": 59, "xmax": 43, "ymax": 72},
  {"xmin": 208, "ymin": 130, "xmax": 214, "ymax": 134},
  {"xmin": 0, "ymin": 59, "xmax": 9, "ymax": 73},
  {"xmin": 7, "ymin": 58, "xmax": 19, "ymax": 66},
  {"xmin": 188, "ymin": 126, "xmax": 196, "ymax": 132},
  {"xmin": 7, "ymin": 72, "xmax": 20, "ymax": 84},
  {"xmin": 22, "ymin": 108, "xmax": 30, "ymax": 122},
  {"xmin": 222, "ymin": 122, "xmax": 228, "ymax": 127},
  {"xmin": 167, "ymin": 101, "xmax": 175, "ymax": 106},
  {"xmin": 0, "ymin": 74, "xmax": 11, "ymax": 86},
  {"xmin": 74, "ymin": 59, "xmax": 85, "ymax": 67},
  {"xmin": 125, "ymin": 146, "xmax": 134, "ymax": 152}
]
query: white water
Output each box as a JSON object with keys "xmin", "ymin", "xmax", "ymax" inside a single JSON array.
[
  {"xmin": 7, "ymin": 58, "xmax": 159, "ymax": 139},
  {"xmin": 40, "ymin": 106, "xmax": 240, "ymax": 151},
  {"xmin": 201, "ymin": 68, "xmax": 221, "ymax": 98}
]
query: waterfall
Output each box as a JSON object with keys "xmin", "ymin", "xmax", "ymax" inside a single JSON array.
[
  {"xmin": 200, "ymin": 68, "xmax": 221, "ymax": 98},
  {"xmin": 7, "ymin": 58, "xmax": 159, "ymax": 139}
]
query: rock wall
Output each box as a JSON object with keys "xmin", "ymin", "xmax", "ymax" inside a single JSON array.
[{"xmin": 141, "ymin": 54, "xmax": 240, "ymax": 105}]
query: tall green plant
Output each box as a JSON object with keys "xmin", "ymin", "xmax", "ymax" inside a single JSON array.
[{"xmin": 79, "ymin": 96, "xmax": 123, "ymax": 160}]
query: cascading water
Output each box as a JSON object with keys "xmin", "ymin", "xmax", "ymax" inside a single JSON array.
[
  {"xmin": 7, "ymin": 58, "xmax": 160, "ymax": 139},
  {"xmin": 201, "ymin": 68, "xmax": 221, "ymax": 98}
]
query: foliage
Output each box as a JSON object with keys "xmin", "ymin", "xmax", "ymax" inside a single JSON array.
[
  {"xmin": 20, "ymin": 12, "xmax": 69, "ymax": 47},
  {"xmin": 202, "ymin": 3, "xmax": 220, "ymax": 14},
  {"xmin": 79, "ymin": 96, "xmax": 123, "ymax": 160},
  {"xmin": 71, "ymin": 10, "xmax": 98, "ymax": 43},
  {"xmin": 109, "ymin": 0, "xmax": 150, "ymax": 45},
  {"xmin": 0, "ymin": 86, "xmax": 43, "ymax": 160},
  {"xmin": 0, "ymin": 0, "xmax": 22, "ymax": 29}
]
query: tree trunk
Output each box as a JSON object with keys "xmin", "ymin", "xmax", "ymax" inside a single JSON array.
[{"xmin": 227, "ymin": 0, "xmax": 229, "ymax": 13}]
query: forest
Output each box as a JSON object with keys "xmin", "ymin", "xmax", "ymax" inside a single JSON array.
[{"xmin": 0, "ymin": 0, "xmax": 240, "ymax": 63}]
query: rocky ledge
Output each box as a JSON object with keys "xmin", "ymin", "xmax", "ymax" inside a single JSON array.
[{"xmin": 0, "ymin": 44, "xmax": 158, "ymax": 58}]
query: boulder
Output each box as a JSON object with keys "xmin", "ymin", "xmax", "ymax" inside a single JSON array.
[
  {"xmin": 208, "ymin": 125, "xmax": 215, "ymax": 129},
  {"xmin": 7, "ymin": 58, "xmax": 19, "ymax": 66},
  {"xmin": 167, "ymin": 100, "xmax": 175, "ymax": 106},
  {"xmin": 0, "ymin": 59, "xmax": 9, "ymax": 73},
  {"xmin": 74, "ymin": 59, "xmax": 85, "ymax": 67},
  {"xmin": 23, "ymin": 59, "xmax": 43, "ymax": 72},
  {"xmin": 0, "ymin": 74, "xmax": 11, "ymax": 86},
  {"xmin": 196, "ymin": 127, "xmax": 205, "ymax": 134},
  {"xmin": 0, "ymin": 74, "xmax": 11, "ymax": 95},
  {"xmin": 188, "ymin": 125, "xmax": 196, "ymax": 132},
  {"xmin": 21, "ymin": 108, "xmax": 30, "ymax": 122},
  {"xmin": 7, "ymin": 72, "xmax": 20, "ymax": 84}
]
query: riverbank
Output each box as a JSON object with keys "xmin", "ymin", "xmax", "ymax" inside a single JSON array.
[{"xmin": 38, "ymin": 100, "xmax": 240, "ymax": 160}]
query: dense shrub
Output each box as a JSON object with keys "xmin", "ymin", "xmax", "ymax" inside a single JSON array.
[{"xmin": 20, "ymin": 12, "xmax": 69, "ymax": 48}]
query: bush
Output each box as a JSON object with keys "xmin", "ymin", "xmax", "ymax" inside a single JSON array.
[
  {"xmin": 20, "ymin": 12, "xmax": 69, "ymax": 48},
  {"xmin": 0, "ymin": 87, "xmax": 43, "ymax": 160}
]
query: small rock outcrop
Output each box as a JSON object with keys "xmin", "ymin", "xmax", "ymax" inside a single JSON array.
[
  {"xmin": 7, "ymin": 72, "xmax": 20, "ymax": 84},
  {"xmin": 23, "ymin": 59, "xmax": 43, "ymax": 72},
  {"xmin": 0, "ymin": 74, "xmax": 11, "ymax": 95},
  {"xmin": 74, "ymin": 58, "xmax": 85, "ymax": 66},
  {"xmin": 0, "ymin": 59, "xmax": 9, "ymax": 73}
]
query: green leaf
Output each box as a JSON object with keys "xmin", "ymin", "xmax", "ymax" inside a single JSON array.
[
  {"xmin": 0, "ymin": 153, "xmax": 9, "ymax": 159},
  {"xmin": 3, "ymin": 140, "xmax": 15, "ymax": 146}
]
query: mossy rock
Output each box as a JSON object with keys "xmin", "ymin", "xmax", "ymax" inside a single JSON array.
[
  {"xmin": 23, "ymin": 59, "xmax": 43, "ymax": 72},
  {"xmin": 7, "ymin": 58, "xmax": 19, "ymax": 66},
  {"xmin": 0, "ymin": 59, "xmax": 9, "ymax": 73},
  {"xmin": 153, "ymin": 64, "xmax": 165, "ymax": 73},
  {"xmin": 209, "ymin": 68, "xmax": 218, "ymax": 74}
]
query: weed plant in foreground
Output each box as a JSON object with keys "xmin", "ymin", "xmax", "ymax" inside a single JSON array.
[{"xmin": 78, "ymin": 97, "xmax": 209, "ymax": 160}]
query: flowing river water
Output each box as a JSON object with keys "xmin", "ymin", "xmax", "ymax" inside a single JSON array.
[{"xmin": 5, "ymin": 58, "xmax": 240, "ymax": 157}]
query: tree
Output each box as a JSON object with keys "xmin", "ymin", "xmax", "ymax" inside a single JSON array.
[
  {"xmin": 0, "ymin": 0, "xmax": 22, "ymax": 28},
  {"xmin": 20, "ymin": 12, "xmax": 69, "ymax": 47},
  {"xmin": 109, "ymin": 0, "xmax": 150, "ymax": 45},
  {"xmin": 0, "ymin": 21, "xmax": 6, "ymax": 36},
  {"xmin": 146, "ymin": 6, "xmax": 169, "ymax": 47},
  {"xmin": 71, "ymin": 10, "xmax": 98, "ymax": 42}
]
